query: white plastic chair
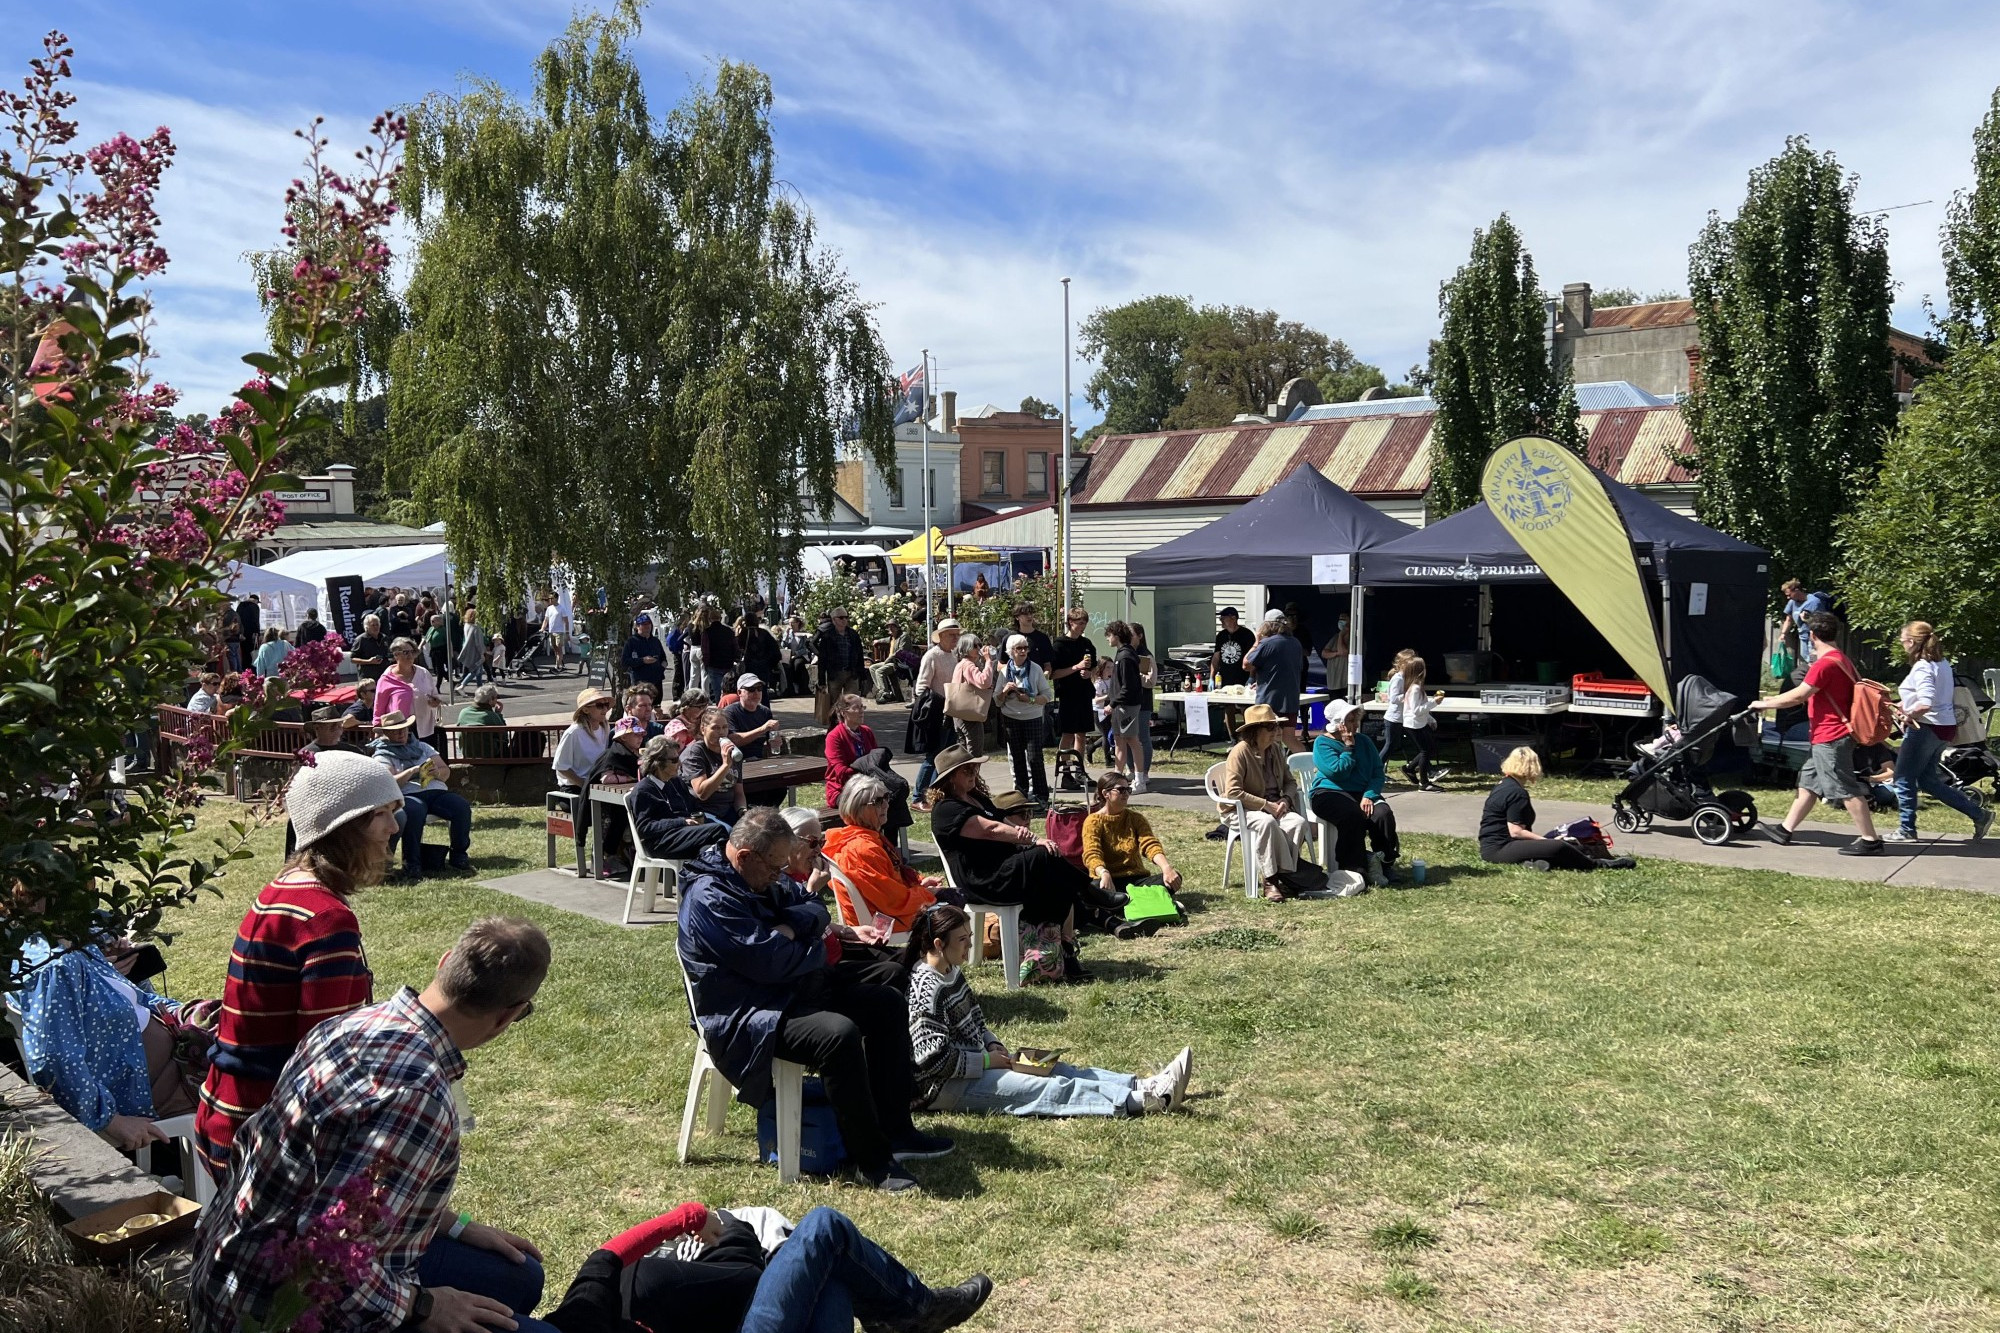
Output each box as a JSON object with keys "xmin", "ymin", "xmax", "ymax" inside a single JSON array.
[
  {"xmin": 4, "ymin": 997, "xmax": 214, "ymax": 1205},
  {"xmin": 675, "ymin": 958, "xmax": 807, "ymax": 1183},
  {"xmin": 1286, "ymin": 752, "xmax": 1332, "ymax": 866},
  {"xmin": 825, "ymin": 859, "xmax": 912, "ymax": 947},
  {"xmin": 1204, "ymin": 762, "xmax": 1263, "ymax": 900},
  {"xmin": 621, "ymin": 796, "xmax": 684, "ymax": 925},
  {"xmin": 937, "ymin": 851, "xmax": 1023, "ymax": 990}
]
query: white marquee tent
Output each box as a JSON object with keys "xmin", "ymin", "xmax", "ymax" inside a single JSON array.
[{"xmin": 224, "ymin": 544, "xmax": 453, "ymax": 627}]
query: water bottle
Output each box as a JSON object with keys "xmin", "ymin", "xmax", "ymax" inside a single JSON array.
[{"xmin": 1411, "ymin": 859, "xmax": 1427, "ymax": 885}]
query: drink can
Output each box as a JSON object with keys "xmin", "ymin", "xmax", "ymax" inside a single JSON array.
[{"xmin": 1411, "ymin": 859, "xmax": 1427, "ymax": 885}]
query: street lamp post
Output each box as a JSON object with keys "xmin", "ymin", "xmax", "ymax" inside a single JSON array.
[{"xmin": 1059, "ymin": 277, "xmax": 1072, "ymax": 618}]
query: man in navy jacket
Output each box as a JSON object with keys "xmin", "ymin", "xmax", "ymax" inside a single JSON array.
[{"xmin": 675, "ymin": 809, "xmax": 950, "ymax": 1193}]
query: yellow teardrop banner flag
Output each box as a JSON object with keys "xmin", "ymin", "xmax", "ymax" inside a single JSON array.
[{"xmin": 1481, "ymin": 437, "xmax": 1671, "ymax": 705}]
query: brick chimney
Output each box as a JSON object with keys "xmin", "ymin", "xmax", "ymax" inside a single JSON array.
[
  {"xmin": 1562, "ymin": 282, "xmax": 1593, "ymax": 334},
  {"xmin": 941, "ymin": 390, "xmax": 957, "ymax": 433}
]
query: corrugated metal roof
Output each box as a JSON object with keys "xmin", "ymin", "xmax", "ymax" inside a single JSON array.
[
  {"xmin": 1074, "ymin": 402, "xmax": 1696, "ymax": 506},
  {"xmin": 1587, "ymin": 299, "xmax": 1695, "ymax": 330},
  {"xmin": 1573, "ymin": 381, "xmax": 1674, "ymax": 410}
]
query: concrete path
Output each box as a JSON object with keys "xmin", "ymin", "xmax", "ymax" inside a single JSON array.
[{"xmin": 483, "ymin": 671, "xmax": 1997, "ymax": 898}]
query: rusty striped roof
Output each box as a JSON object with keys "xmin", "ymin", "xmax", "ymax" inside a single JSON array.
[
  {"xmin": 1587, "ymin": 299, "xmax": 1695, "ymax": 330},
  {"xmin": 1074, "ymin": 403, "xmax": 1695, "ymax": 506}
]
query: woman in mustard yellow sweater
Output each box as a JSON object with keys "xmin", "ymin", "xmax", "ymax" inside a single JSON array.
[{"xmin": 1081, "ymin": 772, "xmax": 1186, "ymax": 903}]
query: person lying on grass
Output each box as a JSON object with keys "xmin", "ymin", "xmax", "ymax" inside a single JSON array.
[
  {"xmin": 902, "ymin": 903, "xmax": 1192, "ymax": 1118},
  {"xmin": 1478, "ymin": 746, "xmax": 1636, "ymax": 872},
  {"xmin": 538, "ymin": 1202, "xmax": 992, "ymax": 1333}
]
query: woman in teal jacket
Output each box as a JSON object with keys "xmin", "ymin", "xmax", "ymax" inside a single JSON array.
[{"xmin": 1307, "ymin": 700, "xmax": 1401, "ymax": 882}]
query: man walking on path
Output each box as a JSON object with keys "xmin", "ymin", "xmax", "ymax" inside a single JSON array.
[
  {"xmin": 1781, "ymin": 578, "xmax": 1834, "ymax": 671},
  {"xmin": 1752, "ymin": 611, "xmax": 1882, "ymax": 856},
  {"xmin": 813, "ymin": 607, "xmax": 866, "ymax": 726}
]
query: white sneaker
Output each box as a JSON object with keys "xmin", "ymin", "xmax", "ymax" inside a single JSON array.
[
  {"xmin": 1882, "ymin": 827, "xmax": 1920, "ymax": 843},
  {"xmin": 1160, "ymin": 1046, "xmax": 1193, "ymax": 1111},
  {"xmin": 1132, "ymin": 775, "xmax": 1149, "ymax": 794},
  {"xmin": 1135, "ymin": 1074, "xmax": 1171, "ymax": 1115}
]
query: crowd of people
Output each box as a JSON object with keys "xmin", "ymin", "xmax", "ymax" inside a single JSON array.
[{"xmin": 13, "ymin": 567, "xmax": 1985, "ymax": 1330}]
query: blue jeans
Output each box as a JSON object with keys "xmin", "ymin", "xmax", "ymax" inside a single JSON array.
[
  {"xmin": 929, "ymin": 1063, "xmax": 1139, "ymax": 1117},
  {"xmin": 1895, "ymin": 725, "xmax": 1984, "ymax": 834},
  {"xmin": 400, "ymin": 789, "xmax": 473, "ymax": 871},
  {"xmin": 704, "ymin": 667, "xmax": 729, "ymax": 701},
  {"xmin": 416, "ymin": 1234, "xmax": 555, "ymax": 1332},
  {"xmin": 738, "ymin": 1207, "xmax": 936, "ymax": 1333}
]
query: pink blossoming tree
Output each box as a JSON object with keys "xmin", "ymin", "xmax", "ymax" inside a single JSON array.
[{"xmin": 0, "ymin": 31, "xmax": 404, "ymax": 967}]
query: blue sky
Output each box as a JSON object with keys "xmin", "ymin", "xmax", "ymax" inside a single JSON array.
[{"xmin": 20, "ymin": 0, "xmax": 2000, "ymax": 418}]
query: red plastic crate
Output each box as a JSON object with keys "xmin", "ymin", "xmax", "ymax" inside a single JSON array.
[{"xmin": 1571, "ymin": 672, "xmax": 1652, "ymax": 698}]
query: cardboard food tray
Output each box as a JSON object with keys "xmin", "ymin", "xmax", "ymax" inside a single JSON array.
[{"xmin": 64, "ymin": 1190, "xmax": 200, "ymax": 1261}]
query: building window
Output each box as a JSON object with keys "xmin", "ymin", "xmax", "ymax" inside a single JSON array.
[
  {"xmin": 982, "ymin": 451, "xmax": 1006, "ymax": 496},
  {"xmin": 928, "ymin": 469, "xmax": 938, "ymax": 509},
  {"xmin": 1025, "ymin": 451, "xmax": 1049, "ymax": 497},
  {"xmin": 886, "ymin": 466, "xmax": 905, "ymax": 508}
]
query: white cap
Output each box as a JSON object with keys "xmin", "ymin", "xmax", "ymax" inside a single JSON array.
[
  {"xmin": 736, "ymin": 673, "xmax": 764, "ymax": 690},
  {"xmin": 286, "ymin": 750, "xmax": 403, "ymax": 849},
  {"xmin": 1263, "ymin": 609, "xmax": 1287, "ymax": 624}
]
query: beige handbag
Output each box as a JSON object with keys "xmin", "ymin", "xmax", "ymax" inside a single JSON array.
[{"xmin": 944, "ymin": 679, "xmax": 991, "ymax": 723}]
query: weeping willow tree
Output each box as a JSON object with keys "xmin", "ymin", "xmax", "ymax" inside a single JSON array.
[{"xmin": 388, "ymin": 4, "xmax": 894, "ymax": 617}]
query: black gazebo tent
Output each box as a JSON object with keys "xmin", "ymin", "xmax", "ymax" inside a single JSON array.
[
  {"xmin": 1357, "ymin": 473, "xmax": 1768, "ymax": 700},
  {"xmin": 1125, "ymin": 464, "xmax": 1411, "ymax": 587}
]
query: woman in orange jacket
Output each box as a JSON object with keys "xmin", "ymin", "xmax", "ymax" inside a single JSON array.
[{"xmin": 823, "ymin": 773, "xmax": 948, "ymax": 931}]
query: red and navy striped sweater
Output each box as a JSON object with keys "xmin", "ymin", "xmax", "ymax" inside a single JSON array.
[{"xmin": 194, "ymin": 874, "xmax": 371, "ymax": 1180}]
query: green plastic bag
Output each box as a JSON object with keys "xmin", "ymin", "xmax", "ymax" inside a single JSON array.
[
  {"xmin": 1769, "ymin": 647, "xmax": 1797, "ymax": 682},
  {"xmin": 1123, "ymin": 880, "xmax": 1185, "ymax": 926}
]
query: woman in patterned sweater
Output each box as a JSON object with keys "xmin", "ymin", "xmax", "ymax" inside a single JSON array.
[
  {"xmin": 902, "ymin": 905, "xmax": 1192, "ymax": 1118},
  {"xmin": 194, "ymin": 752, "xmax": 404, "ymax": 1180}
]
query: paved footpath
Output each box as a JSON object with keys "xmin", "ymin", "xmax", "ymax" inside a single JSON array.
[
  {"xmin": 501, "ymin": 674, "xmax": 1996, "ymax": 897},
  {"xmin": 912, "ymin": 755, "xmax": 2000, "ymax": 897}
]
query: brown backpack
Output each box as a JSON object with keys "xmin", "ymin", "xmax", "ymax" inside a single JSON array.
[{"xmin": 1827, "ymin": 654, "xmax": 1891, "ymax": 747}]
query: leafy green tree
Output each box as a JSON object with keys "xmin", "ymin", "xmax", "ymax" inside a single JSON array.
[
  {"xmin": 1941, "ymin": 85, "xmax": 2000, "ymax": 347},
  {"xmin": 1590, "ymin": 286, "xmax": 1643, "ymax": 308},
  {"xmin": 1427, "ymin": 214, "xmax": 1582, "ymax": 515},
  {"xmin": 1, "ymin": 33, "xmax": 403, "ymax": 965},
  {"xmin": 389, "ymin": 8, "xmax": 893, "ymax": 619},
  {"xmin": 1836, "ymin": 336, "xmax": 2000, "ymax": 658},
  {"xmin": 1019, "ymin": 395, "xmax": 1059, "ymax": 419},
  {"xmin": 1685, "ymin": 137, "xmax": 1895, "ymax": 594},
  {"xmin": 1079, "ymin": 294, "xmax": 1202, "ymax": 436},
  {"xmin": 1167, "ymin": 306, "xmax": 1388, "ymax": 427}
]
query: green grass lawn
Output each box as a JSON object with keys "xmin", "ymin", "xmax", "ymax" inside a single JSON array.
[{"xmin": 155, "ymin": 800, "xmax": 2000, "ymax": 1331}]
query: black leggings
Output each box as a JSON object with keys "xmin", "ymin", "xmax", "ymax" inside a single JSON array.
[
  {"xmin": 1480, "ymin": 837, "xmax": 1599, "ymax": 871},
  {"xmin": 1308, "ymin": 789, "xmax": 1399, "ymax": 872},
  {"xmin": 774, "ymin": 969, "xmax": 917, "ymax": 1173},
  {"xmin": 958, "ymin": 844, "xmax": 1094, "ymax": 926}
]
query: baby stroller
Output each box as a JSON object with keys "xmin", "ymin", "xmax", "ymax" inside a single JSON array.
[
  {"xmin": 1939, "ymin": 743, "xmax": 1999, "ymax": 802},
  {"xmin": 1611, "ymin": 675, "xmax": 1761, "ymax": 846}
]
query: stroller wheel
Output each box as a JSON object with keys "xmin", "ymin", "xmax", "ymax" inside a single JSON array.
[
  {"xmin": 1719, "ymin": 790, "xmax": 1758, "ymax": 828},
  {"xmin": 1612, "ymin": 808, "xmax": 1639, "ymax": 833},
  {"xmin": 1691, "ymin": 805, "xmax": 1736, "ymax": 846}
]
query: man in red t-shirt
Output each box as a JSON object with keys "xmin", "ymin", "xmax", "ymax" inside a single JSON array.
[{"xmin": 1750, "ymin": 611, "xmax": 1882, "ymax": 854}]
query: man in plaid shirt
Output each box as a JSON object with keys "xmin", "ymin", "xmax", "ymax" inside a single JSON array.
[{"xmin": 190, "ymin": 918, "xmax": 552, "ymax": 1333}]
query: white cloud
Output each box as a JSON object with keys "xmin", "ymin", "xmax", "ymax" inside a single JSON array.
[{"xmin": 39, "ymin": 0, "xmax": 2000, "ymax": 422}]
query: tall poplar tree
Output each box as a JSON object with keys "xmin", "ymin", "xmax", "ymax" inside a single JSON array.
[
  {"xmin": 1685, "ymin": 137, "xmax": 1895, "ymax": 594},
  {"xmin": 1427, "ymin": 214, "xmax": 1581, "ymax": 516},
  {"xmin": 1941, "ymin": 85, "xmax": 2000, "ymax": 348},
  {"xmin": 388, "ymin": 7, "xmax": 893, "ymax": 614}
]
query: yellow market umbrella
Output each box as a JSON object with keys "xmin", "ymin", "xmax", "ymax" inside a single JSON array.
[{"xmin": 888, "ymin": 528, "xmax": 1002, "ymax": 565}]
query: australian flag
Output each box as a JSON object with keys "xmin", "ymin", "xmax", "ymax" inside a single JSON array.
[{"xmin": 891, "ymin": 363, "xmax": 926, "ymax": 426}]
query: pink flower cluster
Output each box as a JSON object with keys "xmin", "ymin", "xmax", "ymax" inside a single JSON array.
[
  {"xmin": 277, "ymin": 633, "xmax": 347, "ymax": 693},
  {"xmin": 254, "ymin": 1171, "xmax": 389, "ymax": 1333},
  {"xmin": 63, "ymin": 126, "xmax": 174, "ymax": 275},
  {"xmin": 276, "ymin": 112, "xmax": 407, "ymax": 331}
]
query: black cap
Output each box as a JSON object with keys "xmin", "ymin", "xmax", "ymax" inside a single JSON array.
[{"xmin": 1218, "ymin": 606, "xmax": 1239, "ymax": 618}]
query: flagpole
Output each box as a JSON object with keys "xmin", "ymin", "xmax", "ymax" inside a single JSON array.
[
  {"xmin": 921, "ymin": 349, "xmax": 934, "ymax": 628},
  {"xmin": 1059, "ymin": 277, "xmax": 1072, "ymax": 618}
]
